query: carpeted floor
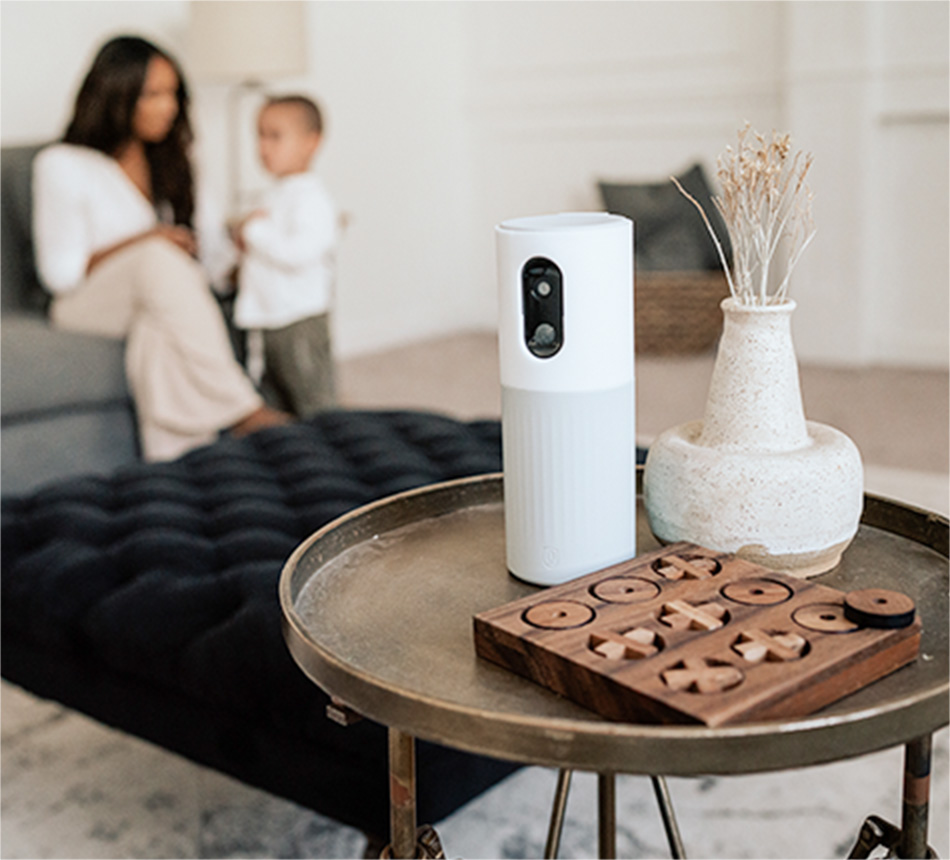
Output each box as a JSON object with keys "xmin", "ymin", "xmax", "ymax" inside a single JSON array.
[{"xmin": 3, "ymin": 332, "xmax": 948, "ymax": 859}]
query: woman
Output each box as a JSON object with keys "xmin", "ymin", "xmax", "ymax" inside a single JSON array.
[{"xmin": 33, "ymin": 35, "xmax": 289, "ymax": 461}]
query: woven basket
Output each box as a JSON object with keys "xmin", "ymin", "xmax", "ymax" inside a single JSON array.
[{"xmin": 635, "ymin": 269, "xmax": 730, "ymax": 355}]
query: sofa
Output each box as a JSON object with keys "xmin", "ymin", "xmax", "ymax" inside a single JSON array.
[{"xmin": 2, "ymin": 143, "xmax": 141, "ymax": 496}]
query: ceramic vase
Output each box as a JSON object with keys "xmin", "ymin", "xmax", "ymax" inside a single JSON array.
[{"xmin": 643, "ymin": 298, "xmax": 863, "ymax": 578}]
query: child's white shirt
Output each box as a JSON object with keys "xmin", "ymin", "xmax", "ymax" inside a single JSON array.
[{"xmin": 235, "ymin": 172, "xmax": 339, "ymax": 330}]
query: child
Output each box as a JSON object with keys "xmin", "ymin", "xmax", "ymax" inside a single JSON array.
[{"xmin": 233, "ymin": 95, "xmax": 340, "ymax": 418}]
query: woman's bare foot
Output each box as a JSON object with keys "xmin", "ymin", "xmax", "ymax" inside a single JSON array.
[{"xmin": 229, "ymin": 405, "xmax": 294, "ymax": 438}]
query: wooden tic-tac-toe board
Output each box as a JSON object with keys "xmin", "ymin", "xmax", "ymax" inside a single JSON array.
[{"xmin": 473, "ymin": 543, "xmax": 921, "ymax": 727}]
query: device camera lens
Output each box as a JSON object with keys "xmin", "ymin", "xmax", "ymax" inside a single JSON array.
[
  {"xmin": 535, "ymin": 281, "xmax": 552, "ymax": 297},
  {"xmin": 532, "ymin": 323, "xmax": 557, "ymax": 346}
]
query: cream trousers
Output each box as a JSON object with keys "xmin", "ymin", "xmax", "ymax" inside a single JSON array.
[{"xmin": 51, "ymin": 237, "xmax": 263, "ymax": 461}]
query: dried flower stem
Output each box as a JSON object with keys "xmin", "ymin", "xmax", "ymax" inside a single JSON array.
[
  {"xmin": 675, "ymin": 124, "xmax": 816, "ymax": 306},
  {"xmin": 670, "ymin": 176, "xmax": 736, "ymax": 297}
]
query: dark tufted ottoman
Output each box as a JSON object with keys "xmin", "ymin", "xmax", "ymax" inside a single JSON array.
[{"xmin": 1, "ymin": 410, "xmax": 521, "ymax": 841}]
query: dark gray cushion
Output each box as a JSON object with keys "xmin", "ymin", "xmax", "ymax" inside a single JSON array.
[
  {"xmin": 599, "ymin": 163, "xmax": 732, "ymax": 272},
  {"xmin": 1, "ymin": 143, "xmax": 48, "ymax": 313},
  {"xmin": 1, "ymin": 407, "xmax": 139, "ymax": 496},
  {"xmin": 1, "ymin": 316, "xmax": 129, "ymax": 417}
]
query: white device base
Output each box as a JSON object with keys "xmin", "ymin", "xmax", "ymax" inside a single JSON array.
[{"xmin": 502, "ymin": 383, "xmax": 636, "ymax": 586}]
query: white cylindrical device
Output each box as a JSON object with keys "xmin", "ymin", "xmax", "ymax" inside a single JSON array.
[{"xmin": 496, "ymin": 212, "xmax": 636, "ymax": 586}]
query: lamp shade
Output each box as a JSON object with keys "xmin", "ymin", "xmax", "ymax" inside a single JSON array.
[{"xmin": 187, "ymin": 0, "xmax": 307, "ymax": 83}]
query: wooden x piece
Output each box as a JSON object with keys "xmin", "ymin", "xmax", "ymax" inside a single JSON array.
[
  {"xmin": 589, "ymin": 627, "xmax": 658, "ymax": 660},
  {"xmin": 662, "ymin": 657, "xmax": 744, "ymax": 694},
  {"xmin": 654, "ymin": 554, "xmax": 718, "ymax": 581},
  {"xmin": 734, "ymin": 629, "xmax": 807, "ymax": 664},
  {"xmin": 659, "ymin": 599, "xmax": 727, "ymax": 631}
]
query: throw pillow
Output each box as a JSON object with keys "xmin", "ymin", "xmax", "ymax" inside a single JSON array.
[{"xmin": 599, "ymin": 163, "xmax": 732, "ymax": 272}]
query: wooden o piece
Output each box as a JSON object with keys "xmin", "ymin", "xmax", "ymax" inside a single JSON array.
[
  {"xmin": 523, "ymin": 600, "xmax": 594, "ymax": 630},
  {"xmin": 792, "ymin": 603, "xmax": 860, "ymax": 633},
  {"xmin": 591, "ymin": 576, "xmax": 660, "ymax": 604},
  {"xmin": 844, "ymin": 588, "xmax": 916, "ymax": 629},
  {"xmin": 721, "ymin": 578, "xmax": 793, "ymax": 606}
]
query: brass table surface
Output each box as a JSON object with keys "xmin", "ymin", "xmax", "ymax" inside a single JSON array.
[{"xmin": 280, "ymin": 473, "xmax": 949, "ymax": 776}]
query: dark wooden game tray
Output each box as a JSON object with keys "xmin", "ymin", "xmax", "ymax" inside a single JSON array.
[{"xmin": 474, "ymin": 542, "xmax": 921, "ymax": 727}]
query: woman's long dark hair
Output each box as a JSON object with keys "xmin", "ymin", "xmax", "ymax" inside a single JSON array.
[{"xmin": 63, "ymin": 36, "xmax": 194, "ymax": 226}]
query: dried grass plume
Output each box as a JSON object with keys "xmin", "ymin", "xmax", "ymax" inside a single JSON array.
[{"xmin": 673, "ymin": 124, "xmax": 816, "ymax": 306}]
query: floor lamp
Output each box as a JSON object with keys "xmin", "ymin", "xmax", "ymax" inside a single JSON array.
[{"xmin": 187, "ymin": 0, "xmax": 308, "ymax": 215}]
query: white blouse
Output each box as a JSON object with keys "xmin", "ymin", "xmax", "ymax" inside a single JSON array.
[
  {"xmin": 32, "ymin": 143, "xmax": 233, "ymax": 294},
  {"xmin": 235, "ymin": 172, "xmax": 339, "ymax": 330}
]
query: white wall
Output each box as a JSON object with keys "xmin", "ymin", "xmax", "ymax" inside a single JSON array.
[
  {"xmin": 303, "ymin": 2, "xmax": 479, "ymax": 357},
  {"xmin": 783, "ymin": 1, "xmax": 950, "ymax": 367},
  {"xmin": 462, "ymin": 0, "xmax": 786, "ymax": 332},
  {"xmin": 0, "ymin": 1, "xmax": 189, "ymax": 141},
  {"xmin": 2, "ymin": 1, "xmax": 947, "ymax": 367}
]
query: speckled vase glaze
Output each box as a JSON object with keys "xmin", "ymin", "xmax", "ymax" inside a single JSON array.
[{"xmin": 643, "ymin": 298, "xmax": 863, "ymax": 577}]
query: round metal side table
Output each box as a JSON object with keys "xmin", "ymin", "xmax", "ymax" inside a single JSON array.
[{"xmin": 280, "ymin": 472, "xmax": 948, "ymax": 859}]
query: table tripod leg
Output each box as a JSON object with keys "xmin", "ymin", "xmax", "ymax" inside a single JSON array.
[
  {"xmin": 651, "ymin": 776, "xmax": 686, "ymax": 859},
  {"xmin": 899, "ymin": 734, "xmax": 932, "ymax": 859},
  {"xmin": 389, "ymin": 728, "xmax": 417, "ymax": 859},
  {"xmin": 598, "ymin": 771, "xmax": 616, "ymax": 859},
  {"xmin": 544, "ymin": 768, "xmax": 573, "ymax": 859}
]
